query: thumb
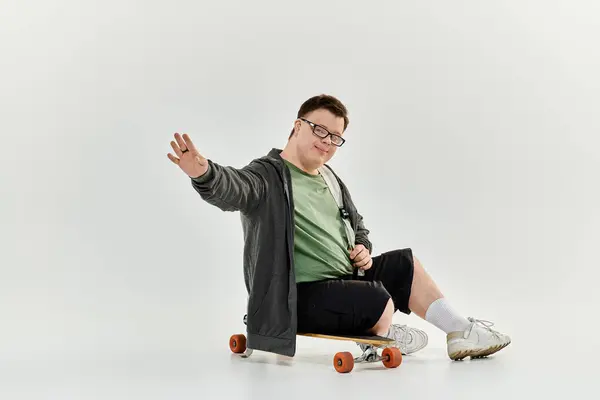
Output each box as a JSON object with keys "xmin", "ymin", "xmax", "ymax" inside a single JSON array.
[{"xmin": 196, "ymin": 155, "xmax": 208, "ymax": 166}]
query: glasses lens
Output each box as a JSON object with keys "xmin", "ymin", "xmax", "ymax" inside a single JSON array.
[
  {"xmin": 313, "ymin": 126, "xmax": 328, "ymax": 138},
  {"xmin": 331, "ymin": 136, "xmax": 343, "ymax": 146}
]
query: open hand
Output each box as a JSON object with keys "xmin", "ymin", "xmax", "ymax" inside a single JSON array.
[
  {"xmin": 167, "ymin": 133, "xmax": 209, "ymax": 179},
  {"xmin": 349, "ymin": 244, "xmax": 372, "ymax": 271}
]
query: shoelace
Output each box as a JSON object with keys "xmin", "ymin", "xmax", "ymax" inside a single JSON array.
[
  {"xmin": 357, "ymin": 324, "xmax": 417, "ymax": 352},
  {"xmin": 465, "ymin": 317, "xmax": 501, "ymax": 340},
  {"xmin": 389, "ymin": 324, "xmax": 413, "ymax": 349}
]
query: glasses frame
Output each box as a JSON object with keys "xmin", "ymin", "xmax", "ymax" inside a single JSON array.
[{"xmin": 299, "ymin": 118, "xmax": 346, "ymax": 147}]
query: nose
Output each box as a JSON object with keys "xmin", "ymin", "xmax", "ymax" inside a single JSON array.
[{"xmin": 321, "ymin": 135, "xmax": 332, "ymax": 145}]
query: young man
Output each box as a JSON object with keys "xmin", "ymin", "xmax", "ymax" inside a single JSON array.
[{"xmin": 167, "ymin": 94, "xmax": 511, "ymax": 360}]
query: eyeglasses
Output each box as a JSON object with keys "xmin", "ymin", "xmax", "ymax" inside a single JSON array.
[{"xmin": 299, "ymin": 118, "xmax": 346, "ymax": 147}]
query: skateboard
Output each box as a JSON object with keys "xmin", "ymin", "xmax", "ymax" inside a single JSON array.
[{"xmin": 229, "ymin": 328, "xmax": 402, "ymax": 373}]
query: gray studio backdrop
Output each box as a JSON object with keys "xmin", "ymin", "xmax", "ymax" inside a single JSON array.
[{"xmin": 2, "ymin": 0, "xmax": 598, "ymax": 373}]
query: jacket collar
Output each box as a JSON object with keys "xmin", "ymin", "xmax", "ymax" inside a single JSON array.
[{"xmin": 267, "ymin": 148, "xmax": 284, "ymax": 159}]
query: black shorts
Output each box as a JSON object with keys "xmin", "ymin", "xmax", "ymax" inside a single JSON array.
[{"xmin": 296, "ymin": 248, "xmax": 415, "ymax": 336}]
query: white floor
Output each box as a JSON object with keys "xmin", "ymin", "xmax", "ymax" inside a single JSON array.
[
  {"xmin": 3, "ymin": 329, "xmax": 597, "ymax": 400},
  {"xmin": 4, "ymin": 1, "xmax": 600, "ymax": 399}
]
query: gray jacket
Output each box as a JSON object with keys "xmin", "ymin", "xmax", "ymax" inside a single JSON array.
[{"xmin": 190, "ymin": 148, "xmax": 372, "ymax": 357}]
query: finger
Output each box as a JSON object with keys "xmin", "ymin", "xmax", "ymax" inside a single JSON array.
[
  {"xmin": 171, "ymin": 141, "xmax": 183, "ymax": 157},
  {"xmin": 353, "ymin": 251, "xmax": 367, "ymax": 263},
  {"xmin": 174, "ymin": 132, "xmax": 188, "ymax": 151},
  {"xmin": 358, "ymin": 259, "xmax": 372, "ymax": 270},
  {"xmin": 167, "ymin": 153, "xmax": 180, "ymax": 164},
  {"xmin": 182, "ymin": 133, "xmax": 198, "ymax": 153},
  {"xmin": 354, "ymin": 256, "xmax": 371, "ymax": 268},
  {"xmin": 181, "ymin": 133, "xmax": 209, "ymax": 166},
  {"xmin": 351, "ymin": 246, "xmax": 366, "ymax": 260}
]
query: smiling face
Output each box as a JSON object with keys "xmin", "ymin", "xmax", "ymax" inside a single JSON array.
[{"xmin": 289, "ymin": 108, "xmax": 346, "ymax": 172}]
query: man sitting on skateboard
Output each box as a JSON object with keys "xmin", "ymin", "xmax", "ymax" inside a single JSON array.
[{"xmin": 167, "ymin": 94, "xmax": 511, "ymax": 360}]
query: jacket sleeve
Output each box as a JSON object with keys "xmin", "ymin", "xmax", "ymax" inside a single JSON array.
[
  {"xmin": 190, "ymin": 159, "xmax": 267, "ymax": 214},
  {"xmin": 353, "ymin": 209, "xmax": 373, "ymax": 254}
]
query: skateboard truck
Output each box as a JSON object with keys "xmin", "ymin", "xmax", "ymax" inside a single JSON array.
[{"xmin": 355, "ymin": 345, "xmax": 379, "ymax": 363}]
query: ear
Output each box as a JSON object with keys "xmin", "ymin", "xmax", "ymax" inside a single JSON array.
[{"xmin": 294, "ymin": 119, "xmax": 301, "ymax": 135}]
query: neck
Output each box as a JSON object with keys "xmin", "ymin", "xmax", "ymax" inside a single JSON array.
[{"xmin": 280, "ymin": 145, "xmax": 319, "ymax": 175}]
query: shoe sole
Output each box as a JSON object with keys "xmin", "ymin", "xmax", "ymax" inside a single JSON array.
[{"xmin": 449, "ymin": 340, "xmax": 511, "ymax": 361}]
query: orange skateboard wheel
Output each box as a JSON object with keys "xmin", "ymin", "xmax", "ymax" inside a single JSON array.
[
  {"xmin": 229, "ymin": 334, "xmax": 247, "ymax": 354},
  {"xmin": 382, "ymin": 347, "xmax": 402, "ymax": 368},
  {"xmin": 333, "ymin": 351, "xmax": 354, "ymax": 373}
]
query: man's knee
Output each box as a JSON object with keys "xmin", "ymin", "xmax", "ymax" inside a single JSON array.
[
  {"xmin": 371, "ymin": 298, "xmax": 394, "ymax": 335},
  {"xmin": 382, "ymin": 297, "xmax": 394, "ymax": 318},
  {"xmin": 412, "ymin": 253, "xmax": 421, "ymax": 267}
]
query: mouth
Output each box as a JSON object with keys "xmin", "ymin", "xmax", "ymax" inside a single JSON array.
[{"xmin": 314, "ymin": 145, "xmax": 329, "ymax": 154}]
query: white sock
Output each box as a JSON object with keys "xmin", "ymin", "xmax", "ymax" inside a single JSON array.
[{"xmin": 425, "ymin": 298, "xmax": 471, "ymax": 334}]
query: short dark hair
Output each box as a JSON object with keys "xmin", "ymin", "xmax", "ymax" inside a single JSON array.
[{"xmin": 289, "ymin": 94, "xmax": 349, "ymax": 138}]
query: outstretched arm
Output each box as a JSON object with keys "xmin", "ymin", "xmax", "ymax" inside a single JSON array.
[
  {"xmin": 167, "ymin": 132, "xmax": 267, "ymax": 214},
  {"xmin": 190, "ymin": 160, "xmax": 267, "ymax": 214}
]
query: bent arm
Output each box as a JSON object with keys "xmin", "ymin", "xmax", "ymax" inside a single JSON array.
[{"xmin": 190, "ymin": 159, "xmax": 267, "ymax": 214}]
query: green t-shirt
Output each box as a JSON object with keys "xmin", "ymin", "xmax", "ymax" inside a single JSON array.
[{"xmin": 284, "ymin": 160, "xmax": 354, "ymax": 283}]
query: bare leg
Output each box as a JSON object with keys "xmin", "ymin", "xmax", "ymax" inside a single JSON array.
[
  {"xmin": 369, "ymin": 256, "xmax": 443, "ymax": 335},
  {"xmin": 407, "ymin": 255, "xmax": 471, "ymax": 334},
  {"xmin": 369, "ymin": 288, "xmax": 430, "ymax": 356},
  {"xmin": 367, "ymin": 257, "xmax": 441, "ymax": 354},
  {"xmin": 408, "ymin": 255, "xmax": 444, "ymax": 319},
  {"xmin": 369, "ymin": 298, "xmax": 394, "ymax": 336}
]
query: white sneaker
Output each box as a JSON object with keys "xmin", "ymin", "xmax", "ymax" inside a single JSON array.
[
  {"xmin": 359, "ymin": 324, "xmax": 428, "ymax": 355},
  {"xmin": 388, "ymin": 324, "xmax": 429, "ymax": 355},
  {"xmin": 447, "ymin": 317, "xmax": 511, "ymax": 360}
]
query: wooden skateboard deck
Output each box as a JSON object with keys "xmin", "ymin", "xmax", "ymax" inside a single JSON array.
[{"xmin": 298, "ymin": 332, "xmax": 395, "ymax": 346}]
